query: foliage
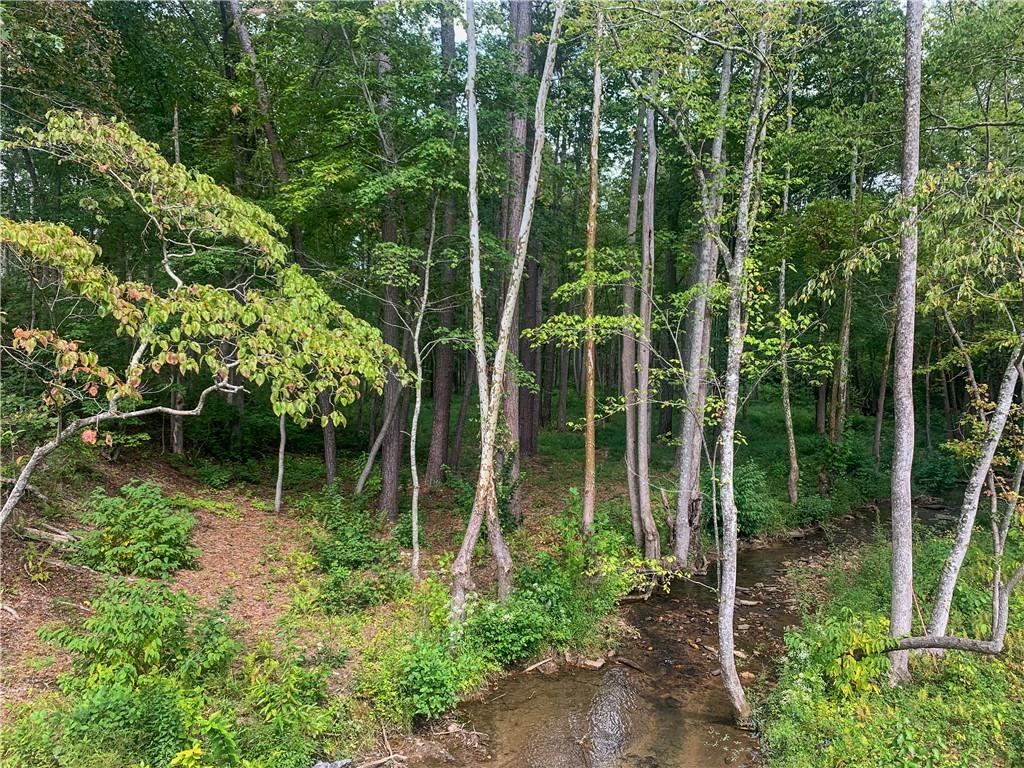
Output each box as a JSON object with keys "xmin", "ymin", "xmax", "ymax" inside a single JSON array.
[
  {"xmin": 703, "ymin": 461, "xmax": 784, "ymax": 537},
  {"xmin": 298, "ymin": 487, "xmax": 408, "ymax": 614},
  {"xmin": 915, "ymin": 450, "xmax": 962, "ymax": 496},
  {"xmin": 73, "ymin": 481, "xmax": 199, "ymax": 578},
  {"xmin": 762, "ymin": 534, "xmax": 1024, "ymax": 768},
  {"xmin": 2, "ymin": 578, "xmax": 348, "ymax": 768}
]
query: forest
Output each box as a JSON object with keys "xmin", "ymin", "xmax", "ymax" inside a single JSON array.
[{"xmin": 0, "ymin": 0, "xmax": 1022, "ymax": 766}]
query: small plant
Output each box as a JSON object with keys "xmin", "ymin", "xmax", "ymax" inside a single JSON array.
[
  {"xmin": 41, "ymin": 578, "xmax": 237, "ymax": 685},
  {"xmin": 74, "ymin": 481, "xmax": 199, "ymax": 578},
  {"xmin": 466, "ymin": 596, "xmax": 548, "ymax": 665},
  {"xmin": 395, "ymin": 635, "xmax": 460, "ymax": 721},
  {"xmin": 793, "ymin": 494, "xmax": 833, "ymax": 526},
  {"xmin": 23, "ymin": 541, "xmax": 54, "ymax": 583}
]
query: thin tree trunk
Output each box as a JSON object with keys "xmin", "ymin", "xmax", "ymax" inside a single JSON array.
[
  {"xmin": 557, "ymin": 342, "xmax": 569, "ymax": 429},
  {"xmin": 718, "ymin": 28, "xmax": 769, "ymax": 723},
  {"xmin": 449, "ymin": 354, "xmax": 475, "ymax": 472},
  {"xmin": 873, "ymin": 323, "xmax": 895, "ymax": 470},
  {"xmin": 635, "ymin": 104, "xmax": 661, "ymax": 561},
  {"xmin": 674, "ymin": 49, "xmax": 732, "ymax": 564},
  {"xmin": 581, "ymin": 10, "xmax": 603, "ymax": 537},
  {"xmin": 541, "ymin": 248, "xmax": 559, "ymax": 427},
  {"xmin": 168, "ymin": 104, "xmax": 187, "ymax": 455},
  {"xmin": 424, "ymin": 9, "xmax": 459, "ymax": 487},
  {"xmin": 924, "ymin": 335, "xmax": 934, "ymax": 451},
  {"xmin": 425, "ymin": 197, "xmax": 457, "ymax": 486},
  {"xmin": 228, "ymin": 0, "xmax": 304, "ymax": 259},
  {"xmin": 520, "ymin": 242, "xmax": 542, "ymax": 456},
  {"xmin": 274, "ymin": 413, "xmax": 286, "ymax": 514},
  {"xmin": 355, "ymin": 402, "xmax": 399, "ymax": 495},
  {"xmin": 889, "ymin": 0, "xmax": 924, "ymax": 685},
  {"xmin": 926, "ymin": 341, "xmax": 1023, "ymax": 640},
  {"xmin": 451, "ymin": 0, "xmax": 563, "ymax": 620},
  {"xmin": 319, "ymin": 390, "xmax": 337, "ymax": 484},
  {"xmin": 409, "ymin": 204, "xmax": 439, "ymax": 582},
  {"xmin": 828, "ymin": 148, "xmax": 860, "ymax": 447},
  {"xmin": 779, "ymin": 52, "xmax": 798, "ymax": 506},
  {"xmin": 497, "ymin": 0, "xmax": 531, "ymax": 522},
  {"xmin": 829, "ymin": 272, "xmax": 854, "ymax": 443},
  {"xmin": 622, "ymin": 109, "xmax": 644, "ymax": 549}
]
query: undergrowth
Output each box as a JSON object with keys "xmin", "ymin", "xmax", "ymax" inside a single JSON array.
[{"xmin": 761, "ymin": 530, "xmax": 1024, "ymax": 768}]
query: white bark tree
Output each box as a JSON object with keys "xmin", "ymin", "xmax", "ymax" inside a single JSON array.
[
  {"xmin": 889, "ymin": 0, "xmax": 924, "ymax": 685},
  {"xmin": 451, "ymin": 0, "xmax": 565, "ymax": 621}
]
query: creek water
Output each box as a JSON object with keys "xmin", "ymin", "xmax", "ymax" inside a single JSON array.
[
  {"xmin": 420, "ymin": 522, "xmax": 867, "ymax": 768},
  {"xmin": 405, "ymin": 505, "xmax": 952, "ymax": 767}
]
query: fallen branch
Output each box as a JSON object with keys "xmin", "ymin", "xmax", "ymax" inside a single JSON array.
[
  {"xmin": 354, "ymin": 756, "xmax": 406, "ymax": 768},
  {"xmin": 523, "ymin": 656, "xmax": 553, "ymax": 673},
  {"xmin": 615, "ymin": 656, "xmax": 648, "ymax": 674},
  {"xmin": 1, "ymin": 478, "xmax": 48, "ymax": 502},
  {"xmin": 18, "ymin": 525, "xmax": 77, "ymax": 546}
]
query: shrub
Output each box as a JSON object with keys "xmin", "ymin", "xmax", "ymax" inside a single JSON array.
[
  {"xmin": 467, "ymin": 596, "xmax": 548, "ymax": 665},
  {"xmin": 299, "ymin": 487, "xmax": 408, "ymax": 615},
  {"xmin": 762, "ymin": 534, "xmax": 1024, "ymax": 768},
  {"xmin": 74, "ymin": 481, "xmax": 199, "ymax": 578},
  {"xmin": 41, "ymin": 579, "xmax": 238, "ymax": 686},
  {"xmin": 793, "ymin": 494, "xmax": 833, "ymax": 526},
  {"xmin": 395, "ymin": 635, "xmax": 460, "ymax": 721},
  {"xmin": 703, "ymin": 462, "xmax": 784, "ymax": 536},
  {"xmin": 320, "ymin": 565, "xmax": 410, "ymax": 614},
  {"xmin": 915, "ymin": 449, "xmax": 962, "ymax": 495}
]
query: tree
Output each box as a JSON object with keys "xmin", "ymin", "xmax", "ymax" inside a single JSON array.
[
  {"xmin": 889, "ymin": 0, "xmax": 923, "ymax": 685},
  {"xmin": 581, "ymin": 8, "xmax": 603, "ymax": 536},
  {"xmin": 451, "ymin": 0, "xmax": 565, "ymax": 620},
  {"xmin": 1, "ymin": 113, "xmax": 398, "ymax": 526}
]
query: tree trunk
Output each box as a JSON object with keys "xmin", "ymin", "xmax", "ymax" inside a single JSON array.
[
  {"xmin": 355, "ymin": 393, "xmax": 399, "ymax": 495},
  {"xmin": 889, "ymin": 0, "xmax": 923, "ymax": 685},
  {"xmin": 449, "ymin": 353, "xmax": 475, "ymax": 472},
  {"xmin": 635, "ymin": 104, "xmax": 661, "ymax": 561},
  {"xmin": 541, "ymin": 248, "xmax": 559, "ymax": 427},
  {"xmin": 622, "ymin": 109, "xmax": 644, "ymax": 549},
  {"xmin": 319, "ymin": 390, "xmax": 337, "ymax": 484},
  {"xmin": 519, "ymin": 241, "xmax": 542, "ymax": 457},
  {"xmin": 424, "ymin": 210, "xmax": 455, "ymax": 485},
  {"xmin": 409, "ymin": 206, "xmax": 438, "ymax": 582},
  {"xmin": 829, "ymin": 274, "xmax": 854, "ymax": 443},
  {"xmin": 926, "ymin": 341, "xmax": 1023, "ymax": 640},
  {"xmin": 779, "ymin": 52, "xmax": 798, "ymax": 506},
  {"xmin": 497, "ymin": 0, "xmax": 531, "ymax": 523},
  {"xmin": 274, "ymin": 413, "xmax": 286, "ymax": 514},
  {"xmin": 227, "ymin": 0, "xmax": 303, "ymax": 259},
  {"xmin": 873, "ymin": 324, "xmax": 895, "ymax": 471},
  {"xmin": 581, "ymin": 11, "xmax": 603, "ymax": 537},
  {"xmin": 656, "ymin": 246, "xmax": 678, "ymax": 438},
  {"xmin": 451, "ymin": 0, "xmax": 564, "ymax": 620},
  {"xmin": 424, "ymin": 10, "xmax": 459, "ymax": 488},
  {"xmin": 924, "ymin": 335, "xmax": 934, "ymax": 451},
  {"xmin": 718, "ymin": 28, "xmax": 769, "ymax": 723},
  {"xmin": 674, "ymin": 49, "xmax": 732, "ymax": 564},
  {"xmin": 557, "ymin": 341, "xmax": 569, "ymax": 429}
]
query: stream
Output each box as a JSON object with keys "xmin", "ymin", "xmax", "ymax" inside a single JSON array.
[
  {"xmin": 412, "ymin": 511, "xmax": 908, "ymax": 768},
  {"xmin": 407, "ymin": 507, "xmax": 950, "ymax": 765}
]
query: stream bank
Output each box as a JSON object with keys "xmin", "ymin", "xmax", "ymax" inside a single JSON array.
[{"xmin": 403, "ymin": 516, "xmax": 880, "ymax": 768}]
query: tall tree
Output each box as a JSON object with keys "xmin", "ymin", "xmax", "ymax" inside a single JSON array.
[
  {"xmin": 581, "ymin": 9, "xmax": 603, "ymax": 536},
  {"xmin": 621, "ymin": 110, "xmax": 644, "ymax": 548},
  {"xmin": 889, "ymin": 0, "xmax": 924, "ymax": 685},
  {"xmin": 424, "ymin": 6, "xmax": 459, "ymax": 488},
  {"xmin": 451, "ymin": 0, "xmax": 565, "ymax": 620}
]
